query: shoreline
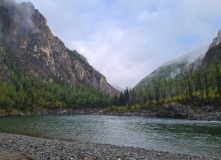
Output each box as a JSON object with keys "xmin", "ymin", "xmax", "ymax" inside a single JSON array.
[
  {"xmin": 101, "ymin": 111, "xmax": 221, "ymax": 121},
  {"xmin": 0, "ymin": 133, "xmax": 219, "ymax": 160},
  {"xmin": 1, "ymin": 103, "xmax": 221, "ymax": 121},
  {"xmin": 1, "ymin": 109, "xmax": 221, "ymax": 121}
]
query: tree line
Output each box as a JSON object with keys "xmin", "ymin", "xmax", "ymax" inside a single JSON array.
[
  {"xmin": 0, "ymin": 47, "xmax": 113, "ymax": 113},
  {"xmin": 1, "ymin": 40, "xmax": 221, "ymax": 113},
  {"xmin": 113, "ymin": 59, "xmax": 221, "ymax": 109}
]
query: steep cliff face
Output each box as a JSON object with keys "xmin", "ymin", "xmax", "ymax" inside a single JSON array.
[
  {"xmin": 181, "ymin": 30, "xmax": 221, "ymax": 73},
  {"xmin": 201, "ymin": 30, "xmax": 221, "ymax": 67},
  {"xmin": 209, "ymin": 30, "xmax": 221, "ymax": 49},
  {"xmin": 0, "ymin": 0, "xmax": 119, "ymax": 95}
]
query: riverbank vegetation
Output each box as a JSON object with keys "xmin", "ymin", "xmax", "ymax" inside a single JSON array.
[
  {"xmin": 0, "ymin": 77, "xmax": 112, "ymax": 113},
  {"xmin": 1, "ymin": 42, "xmax": 221, "ymax": 115},
  {"xmin": 109, "ymin": 59, "xmax": 221, "ymax": 112},
  {"xmin": 0, "ymin": 48, "xmax": 113, "ymax": 115}
]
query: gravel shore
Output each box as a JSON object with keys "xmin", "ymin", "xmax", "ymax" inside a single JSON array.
[{"xmin": 0, "ymin": 133, "xmax": 219, "ymax": 160}]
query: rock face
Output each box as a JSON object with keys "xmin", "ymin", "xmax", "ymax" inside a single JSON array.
[
  {"xmin": 157, "ymin": 103, "xmax": 194, "ymax": 119},
  {"xmin": 201, "ymin": 30, "xmax": 221, "ymax": 67},
  {"xmin": 209, "ymin": 30, "xmax": 221, "ymax": 49},
  {"xmin": 188, "ymin": 30, "xmax": 221, "ymax": 70},
  {"xmin": 0, "ymin": 0, "xmax": 119, "ymax": 95},
  {"xmin": 191, "ymin": 106, "xmax": 221, "ymax": 121}
]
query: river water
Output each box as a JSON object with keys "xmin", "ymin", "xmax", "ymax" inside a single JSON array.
[{"xmin": 0, "ymin": 114, "xmax": 220, "ymax": 157}]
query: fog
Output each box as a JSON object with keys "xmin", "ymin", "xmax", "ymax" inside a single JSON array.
[{"xmin": 14, "ymin": 0, "xmax": 221, "ymax": 88}]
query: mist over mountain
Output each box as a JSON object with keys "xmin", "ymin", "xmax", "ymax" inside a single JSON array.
[
  {"xmin": 201, "ymin": 30, "xmax": 221, "ymax": 67},
  {"xmin": 135, "ymin": 29, "xmax": 221, "ymax": 90},
  {"xmin": 0, "ymin": 0, "xmax": 119, "ymax": 95},
  {"xmin": 111, "ymin": 84, "xmax": 125, "ymax": 92},
  {"xmin": 135, "ymin": 47, "xmax": 207, "ymax": 89}
]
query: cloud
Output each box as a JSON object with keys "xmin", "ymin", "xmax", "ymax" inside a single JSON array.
[
  {"xmin": 1, "ymin": 0, "xmax": 35, "ymax": 34},
  {"xmin": 15, "ymin": 0, "xmax": 221, "ymax": 88}
]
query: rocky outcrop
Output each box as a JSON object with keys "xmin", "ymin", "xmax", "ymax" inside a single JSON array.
[
  {"xmin": 186, "ymin": 53, "xmax": 205, "ymax": 74},
  {"xmin": 157, "ymin": 103, "xmax": 194, "ymax": 119},
  {"xmin": 157, "ymin": 103, "xmax": 221, "ymax": 121},
  {"xmin": 209, "ymin": 30, "xmax": 221, "ymax": 49},
  {"xmin": 179, "ymin": 30, "xmax": 221, "ymax": 73},
  {"xmin": 190, "ymin": 112, "xmax": 221, "ymax": 121},
  {"xmin": 189, "ymin": 106, "xmax": 221, "ymax": 121},
  {"xmin": 201, "ymin": 31, "xmax": 221, "ymax": 67},
  {"xmin": 0, "ymin": 0, "xmax": 119, "ymax": 95}
]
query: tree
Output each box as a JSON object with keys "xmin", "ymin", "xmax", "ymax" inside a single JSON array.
[
  {"xmin": 195, "ymin": 70, "xmax": 204, "ymax": 99},
  {"xmin": 204, "ymin": 73, "xmax": 209, "ymax": 100},
  {"xmin": 124, "ymin": 87, "xmax": 130, "ymax": 106},
  {"xmin": 214, "ymin": 59, "xmax": 221, "ymax": 97},
  {"xmin": 187, "ymin": 75, "xmax": 193, "ymax": 100}
]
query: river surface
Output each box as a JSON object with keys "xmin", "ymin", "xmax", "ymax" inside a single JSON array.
[{"xmin": 0, "ymin": 114, "xmax": 220, "ymax": 158}]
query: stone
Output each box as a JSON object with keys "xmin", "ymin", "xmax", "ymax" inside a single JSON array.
[
  {"xmin": 33, "ymin": 45, "xmax": 38, "ymax": 52},
  {"xmin": 157, "ymin": 103, "xmax": 194, "ymax": 119},
  {"xmin": 209, "ymin": 30, "xmax": 221, "ymax": 49}
]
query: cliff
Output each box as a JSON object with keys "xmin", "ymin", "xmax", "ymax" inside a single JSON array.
[
  {"xmin": 0, "ymin": 0, "xmax": 119, "ymax": 95},
  {"xmin": 201, "ymin": 30, "xmax": 221, "ymax": 67},
  {"xmin": 209, "ymin": 30, "xmax": 221, "ymax": 49}
]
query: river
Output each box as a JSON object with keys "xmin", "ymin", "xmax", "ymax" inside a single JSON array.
[{"xmin": 0, "ymin": 114, "xmax": 220, "ymax": 158}]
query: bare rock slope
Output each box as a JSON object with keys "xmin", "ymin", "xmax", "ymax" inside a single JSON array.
[{"xmin": 0, "ymin": 0, "xmax": 119, "ymax": 95}]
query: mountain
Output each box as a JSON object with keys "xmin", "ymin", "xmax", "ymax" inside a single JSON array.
[
  {"xmin": 114, "ymin": 29, "xmax": 221, "ymax": 113},
  {"xmin": 135, "ymin": 47, "xmax": 207, "ymax": 89},
  {"xmin": 112, "ymin": 84, "xmax": 125, "ymax": 92},
  {"xmin": 0, "ymin": 0, "xmax": 119, "ymax": 96},
  {"xmin": 201, "ymin": 30, "xmax": 221, "ymax": 67},
  {"xmin": 209, "ymin": 30, "xmax": 221, "ymax": 49},
  {"xmin": 135, "ymin": 29, "xmax": 221, "ymax": 90}
]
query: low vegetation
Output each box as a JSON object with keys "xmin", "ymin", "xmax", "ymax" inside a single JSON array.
[
  {"xmin": 0, "ymin": 48, "xmax": 113, "ymax": 115},
  {"xmin": 111, "ymin": 59, "xmax": 221, "ymax": 112},
  {"xmin": 1, "ymin": 42, "xmax": 221, "ymax": 115}
]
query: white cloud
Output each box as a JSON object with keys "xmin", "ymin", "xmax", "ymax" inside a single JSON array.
[{"xmin": 15, "ymin": 0, "xmax": 221, "ymax": 88}]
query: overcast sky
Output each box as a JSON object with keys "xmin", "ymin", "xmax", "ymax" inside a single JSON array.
[{"xmin": 15, "ymin": 0, "xmax": 221, "ymax": 89}]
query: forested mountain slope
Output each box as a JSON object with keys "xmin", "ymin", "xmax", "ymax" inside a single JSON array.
[
  {"xmin": 0, "ymin": 0, "xmax": 119, "ymax": 96},
  {"xmin": 108, "ymin": 30, "xmax": 221, "ymax": 111},
  {"xmin": 135, "ymin": 48, "xmax": 206, "ymax": 89}
]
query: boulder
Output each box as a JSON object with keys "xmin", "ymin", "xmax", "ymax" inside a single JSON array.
[{"xmin": 157, "ymin": 103, "xmax": 194, "ymax": 119}]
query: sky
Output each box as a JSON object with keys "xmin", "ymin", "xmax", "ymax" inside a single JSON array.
[{"xmin": 15, "ymin": 0, "xmax": 221, "ymax": 89}]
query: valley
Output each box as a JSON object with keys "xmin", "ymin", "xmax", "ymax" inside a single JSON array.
[{"xmin": 0, "ymin": 0, "xmax": 221, "ymax": 159}]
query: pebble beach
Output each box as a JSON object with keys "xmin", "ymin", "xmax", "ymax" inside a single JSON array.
[{"xmin": 0, "ymin": 133, "xmax": 219, "ymax": 160}]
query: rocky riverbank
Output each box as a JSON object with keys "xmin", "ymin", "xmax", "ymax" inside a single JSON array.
[
  {"xmin": 157, "ymin": 103, "xmax": 221, "ymax": 121},
  {"xmin": 0, "ymin": 108, "xmax": 104, "ymax": 117},
  {"xmin": 0, "ymin": 133, "xmax": 219, "ymax": 160},
  {"xmin": 1, "ymin": 103, "xmax": 221, "ymax": 121},
  {"xmin": 103, "ymin": 103, "xmax": 221, "ymax": 121},
  {"xmin": 102, "ymin": 111, "xmax": 221, "ymax": 121},
  {"xmin": 101, "ymin": 111, "xmax": 156, "ymax": 117}
]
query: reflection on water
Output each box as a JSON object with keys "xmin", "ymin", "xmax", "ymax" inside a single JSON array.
[{"xmin": 0, "ymin": 115, "xmax": 220, "ymax": 157}]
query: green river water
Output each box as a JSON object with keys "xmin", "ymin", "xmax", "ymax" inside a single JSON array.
[{"xmin": 0, "ymin": 114, "xmax": 220, "ymax": 158}]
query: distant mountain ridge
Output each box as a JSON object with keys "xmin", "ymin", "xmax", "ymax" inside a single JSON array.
[
  {"xmin": 135, "ymin": 29, "xmax": 221, "ymax": 90},
  {"xmin": 135, "ymin": 47, "xmax": 207, "ymax": 89},
  {"xmin": 0, "ymin": 0, "xmax": 119, "ymax": 95},
  {"xmin": 209, "ymin": 30, "xmax": 221, "ymax": 49},
  {"xmin": 201, "ymin": 30, "xmax": 221, "ymax": 67},
  {"xmin": 112, "ymin": 84, "xmax": 125, "ymax": 92}
]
